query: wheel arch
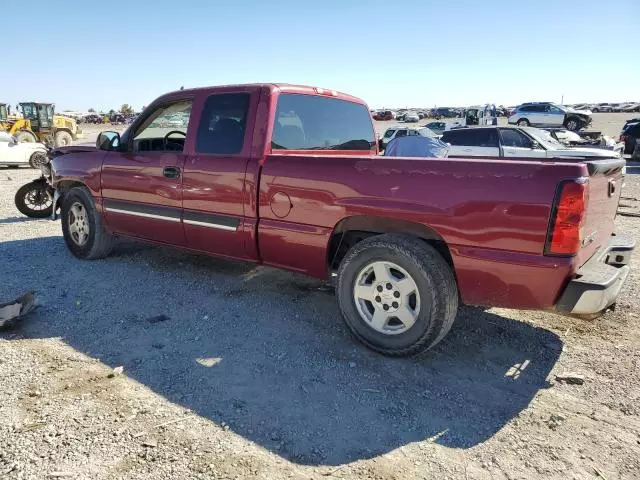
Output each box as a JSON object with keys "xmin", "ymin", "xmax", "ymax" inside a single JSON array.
[{"xmin": 327, "ymin": 215, "xmax": 453, "ymax": 271}]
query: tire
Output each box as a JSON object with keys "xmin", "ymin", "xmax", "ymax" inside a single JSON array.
[
  {"xmin": 336, "ymin": 234, "xmax": 458, "ymax": 357},
  {"xmin": 564, "ymin": 117, "xmax": 581, "ymax": 131},
  {"xmin": 592, "ymin": 108, "xmax": 599, "ymax": 113},
  {"xmin": 517, "ymin": 118, "xmax": 530, "ymax": 127},
  {"xmin": 54, "ymin": 130, "xmax": 73, "ymax": 147},
  {"xmin": 61, "ymin": 186, "xmax": 114, "ymax": 259},
  {"xmin": 28, "ymin": 151, "xmax": 47, "ymax": 168},
  {"xmin": 14, "ymin": 130, "xmax": 38, "ymax": 143},
  {"xmin": 14, "ymin": 180, "xmax": 53, "ymax": 218}
]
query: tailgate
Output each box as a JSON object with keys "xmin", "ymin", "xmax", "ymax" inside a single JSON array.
[{"xmin": 578, "ymin": 158, "xmax": 625, "ymax": 265}]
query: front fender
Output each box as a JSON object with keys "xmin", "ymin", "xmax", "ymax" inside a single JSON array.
[{"xmin": 51, "ymin": 150, "xmax": 105, "ymax": 198}]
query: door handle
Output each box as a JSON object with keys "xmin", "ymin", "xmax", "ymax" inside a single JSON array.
[{"xmin": 163, "ymin": 166, "xmax": 180, "ymax": 179}]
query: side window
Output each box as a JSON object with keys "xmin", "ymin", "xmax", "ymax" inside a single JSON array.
[
  {"xmin": 443, "ymin": 129, "xmax": 498, "ymax": 147},
  {"xmin": 395, "ymin": 130, "xmax": 407, "ymax": 138},
  {"xmin": 519, "ymin": 106, "xmax": 533, "ymax": 113},
  {"xmin": 196, "ymin": 93, "xmax": 250, "ymax": 154},
  {"xmin": 500, "ymin": 129, "xmax": 532, "ymax": 148},
  {"xmin": 408, "ymin": 130, "xmax": 419, "ymax": 136},
  {"xmin": 272, "ymin": 94, "xmax": 375, "ymax": 151},
  {"xmin": 133, "ymin": 100, "xmax": 192, "ymax": 152},
  {"xmin": 549, "ymin": 106, "xmax": 563, "ymax": 114}
]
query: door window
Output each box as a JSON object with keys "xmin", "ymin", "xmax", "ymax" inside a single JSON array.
[
  {"xmin": 395, "ymin": 130, "xmax": 407, "ymax": 137},
  {"xmin": 132, "ymin": 100, "xmax": 193, "ymax": 152},
  {"xmin": 499, "ymin": 129, "xmax": 533, "ymax": 148},
  {"xmin": 196, "ymin": 93, "xmax": 250, "ymax": 154}
]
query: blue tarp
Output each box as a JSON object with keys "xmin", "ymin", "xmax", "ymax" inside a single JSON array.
[{"xmin": 383, "ymin": 135, "xmax": 450, "ymax": 158}]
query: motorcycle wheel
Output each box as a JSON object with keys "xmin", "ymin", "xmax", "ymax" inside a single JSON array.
[{"xmin": 15, "ymin": 180, "xmax": 53, "ymax": 218}]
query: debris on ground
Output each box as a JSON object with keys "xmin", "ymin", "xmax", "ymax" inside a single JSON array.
[
  {"xmin": 0, "ymin": 292, "xmax": 36, "ymax": 330},
  {"xmin": 555, "ymin": 372, "xmax": 585, "ymax": 385},
  {"xmin": 146, "ymin": 314, "xmax": 170, "ymax": 324},
  {"xmin": 107, "ymin": 366, "xmax": 124, "ymax": 378}
]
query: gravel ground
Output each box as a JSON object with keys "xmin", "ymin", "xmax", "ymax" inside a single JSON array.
[{"xmin": 1, "ymin": 156, "xmax": 639, "ymax": 479}]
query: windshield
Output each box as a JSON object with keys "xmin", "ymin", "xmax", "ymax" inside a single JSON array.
[
  {"xmin": 0, "ymin": 104, "xmax": 6, "ymax": 121},
  {"xmin": 522, "ymin": 127, "xmax": 566, "ymax": 149},
  {"xmin": 418, "ymin": 127, "xmax": 438, "ymax": 138}
]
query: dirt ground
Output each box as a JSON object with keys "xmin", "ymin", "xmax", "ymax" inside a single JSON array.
[{"xmin": 1, "ymin": 119, "xmax": 639, "ymax": 479}]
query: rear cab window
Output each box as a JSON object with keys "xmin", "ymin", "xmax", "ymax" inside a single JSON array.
[{"xmin": 272, "ymin": 94, "xmax": 375, "ymax": 151}]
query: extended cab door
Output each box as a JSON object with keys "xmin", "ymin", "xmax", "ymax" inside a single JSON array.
[
  {"xmin": 101, "ymin": 97, "xmax": 193, "ymax": 245},
  {"xmin": 499, "ymin": 128, "xmax": 548, "ymax": 158},
  {"xmin": 181, "ymin": 89, "xmax": 259, "ymax": 260}
]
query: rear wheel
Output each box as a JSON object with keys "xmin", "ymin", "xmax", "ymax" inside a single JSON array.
[
  {"xmin": 61, "ymin": 187, "xmax": 114, "ymax": 259},
  {"xmin": 336, "ymin": 234, "xmax": 458, "ymax": 356},
  {"xmin": 517, "ymin": 118, "xmax": 530, "ymax": 127},
  {"xmin": 54, "ymin": 131, "xmax": 73, "ymax": 147},
  {"xmin": 15, "ymin": 130, "xmax": 37, "ymax": 143},
  {"xmin": 14, "ymin": 180, "xmax": 53, "ymax": 218}
]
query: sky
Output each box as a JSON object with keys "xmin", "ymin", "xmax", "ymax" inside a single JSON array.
[{"xmin": 2, "ymin": 0, "xmax": 638, "ymax": 112}]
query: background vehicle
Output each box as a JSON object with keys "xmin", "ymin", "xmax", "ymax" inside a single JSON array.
[
  {"xmin": 373, "ymin": 110, "xmax": 395, "ymax": 121},
  {"xmin": 432, "ymin": 107, "xmax": 458, "ymax": 118},
  {"xmin": 379, "ymin": 126, "xmax": 436, "ymax": 149},
  {"xmin": 423, "ymin": 121, "xmax": 446, "ymax": 135},
  {"xmin": 404, "ymin": 112, "xmax": 419, "ymax": 122},
  {"xmin": 508, "ymin": 102, "xmax": 592, "ymax": 131},
  {"xmin": 1, "ymin": 103, "xmax": 81, "ymax": 147},
  {"xmin": 0, "ymin": 103, "xmax": 8, "ymax": 129},
  {"xmin": 592, "ymin": 103, "xmax": 613, "ymax": 113},
  {"xmin": 446, "ymin": 104, "xmax": 498, "ymax": 130},
  {"xmin": 620, "ymin": 120, "xmax": 640, "ymax": 155},
  {"xmin": 442, "ymin": 126, "xmax": 624, "ymax": 160},
  {"xmin": 48, "ymin": 83, "xmax": 632, "ymax": 357},
  {"xmin": 0, "ymin": 131, "xmax": 47, "ymax": 167}
]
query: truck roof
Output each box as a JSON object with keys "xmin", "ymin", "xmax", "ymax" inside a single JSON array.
[{"xmin": 157, "ymin": 83, "xmax": 367, "ymax": 105}]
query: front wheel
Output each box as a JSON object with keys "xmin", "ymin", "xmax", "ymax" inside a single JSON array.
[
  {"xmin": 54, "ymin": 131, "xmax": 73, "ymax": 147},
  {"xmin": 336, "ymin": 234, "xmax": 458, "ymax": 356},
  {"xmin": 61, "ymin": 187, "xmax": 114, "ymax": 259},
  {"xmin": 15, "ymin": 130, "xmax": 38, "ymax": 143},
  {"xmin": 15, "ymin": 180, "xmax": 53, "ymax": 218},
  {"xmin": 564, "ymin": 117, "xmax": 581, "ymax": 131}
]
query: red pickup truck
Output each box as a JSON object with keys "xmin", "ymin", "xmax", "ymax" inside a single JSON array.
[{"xmin": 48, "ymin": 83, "xmax": 633, "ymax": 356}]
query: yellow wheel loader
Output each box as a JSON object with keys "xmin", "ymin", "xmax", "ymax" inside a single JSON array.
[{"xmin": 0, "ymin": 102, "xmax": 81, "ymax": 147}]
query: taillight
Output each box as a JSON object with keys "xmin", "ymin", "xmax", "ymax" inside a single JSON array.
[{"xmin": 545, "ymin": 179, "xmax": 589, "ymax": 256}]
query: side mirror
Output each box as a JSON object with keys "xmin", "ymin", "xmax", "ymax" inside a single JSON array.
[
  {"xmin": 530, "ymin": 140, "xmax": 540, "ymax": 149},
  {"xmin": 96, "ymin": 131, "xmax": 120, "ymax": 151}
]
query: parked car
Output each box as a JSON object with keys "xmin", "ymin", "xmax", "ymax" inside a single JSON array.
[
  {"xmin": 508, "ymin": 102, "xmax": 592, "ymax": 131},
  {"xmin": 48, "ymin": 83, "xmax": 633, "ymax": 357},
  {"xmin": 0, "ymin": 132, "xmax": 47, "ymax": 168},
  {"xmin": 622, "ymin": 103, "xmax": 640, "ymax": 112},
  {"xmin": 620, "ymin": 120, "xmax": 640, "ymax": 155},
  {"xmin": 592, "ymin": 103, "xmax": 613, "ymax": 113},
  {"xmin": 404, "ymin": 112, "xmax": 420, "ymax": 122},
  {"xmin": 432, "ymin": 107, "xmax": 458, "ymax": 118},
  {"xmin": 423, "ymin": 121, "xmax": 446, "ymax": 135},
  {"xmin": 379, "ymin": 126, "xmax": 435, "ymax": 150},
  {"xmin": 373, "ymin": 110, "xmax": 394, "ymax": 121},
  {"xmin": 441, "ymin": 126, "xmax": 624, "ymax": 161}
]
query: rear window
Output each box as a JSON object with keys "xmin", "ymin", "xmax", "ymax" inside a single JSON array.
[
  {"xmin": 441, "ymin": 128, "xmax": 499, "ymax": 147},
  {"xmin": 272, "ymin": 94, "xmax": 375, "ymax": 150},
  {"xmin": 383, "ymin": 129, "xmax": 396, "ymax": 138}
]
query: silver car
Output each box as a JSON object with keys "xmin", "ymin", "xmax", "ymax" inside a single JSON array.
[{"xmin": 508, "ymin": 102, "xmax": 592, "ymax": 131}]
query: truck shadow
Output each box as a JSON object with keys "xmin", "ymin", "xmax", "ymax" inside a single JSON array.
[{"xmin": 2, "ymin": 237, "xmax": 562, "ymax": 466}]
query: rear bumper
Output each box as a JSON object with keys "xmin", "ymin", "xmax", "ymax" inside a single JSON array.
[{"xmin": 556, "ymin": 234, "xmax": 635, "ymax": 315}]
